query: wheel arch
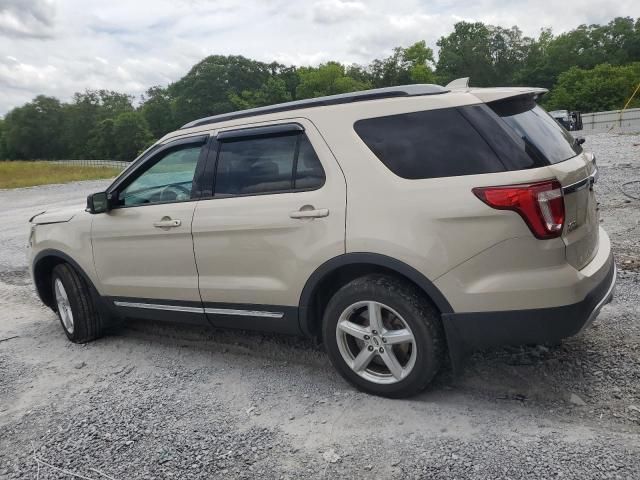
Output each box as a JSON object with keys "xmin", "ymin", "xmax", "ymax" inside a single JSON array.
[
  {"xmin": 32, "ymin": 249, "xmax": 103, "ymax": 312},
  {"xmin": 298, "ymin": 253, "xmax": 453, "ymax": 338}
]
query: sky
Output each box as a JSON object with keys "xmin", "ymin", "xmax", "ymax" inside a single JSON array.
[{"xmin": 1, "ymin": 0, "xmax": 639, "ymax": 115}]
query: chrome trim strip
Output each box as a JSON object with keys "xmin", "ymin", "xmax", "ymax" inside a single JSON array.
[
  {"xmin": 114, "ymin": 301, "xmax": 204, "ymax": 314},
  {"xmin": 113, "ymin": 301, "xmax": 285, "ymax": 319},
  {"xmin": 562, "ymin": 167, "xmax": 598, "ymax": 195},
  {"xmin": 579, "ymin": 263, "xmax": 616, "ymax": 334},
  {"xmin": 204, "ymin": 308, "xmax": 284, "ymax": 319}
]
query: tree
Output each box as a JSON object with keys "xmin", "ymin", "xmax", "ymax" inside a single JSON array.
[
  {"xmin": 296, "ymin": 62, "xmax": 370, "ymax": 99},
  {"xmin": 86, "ymin": 119, "xmax": 117, "ymax": 160},
  {"xmin": 229, "ymin": 77, "xmax": 292, "ymax": 110},
  {"xmin": 403, "ymin": 41, "xmax": 436, "ymax": 83},
  {"xmin": 0, "ymin": 119, "xmax": 7, "ymax": 160},
  {"xmin": 517, "ymin": 17, "xmax": 640, "ymax": 89},
  {"xmin": 436, "ymin": 22, "xmax": 495, "ymax": 86},
  {"xmin": 544, "ymin": 62, "xmax": 640, "ymax": 112},
  {"xmin": 111, "ymin": 112, "xmax": 153, "ymax": 161},
  {"xmin": 170, "ymin": 55, "xmax": 274, "ymax": 126},
  {"xmin": 3, "ymin": 96, "xmax": 66, "ymax": 159},
  {"xmin": 436, "ymin": 22, "xmax": 533, "ymax": 86},
  {"xmin": 62, "ymin": 90, "xmax": 134, "ymax": 158},
  {"xmin": 367, "ymin": 41, "xmax": 436, "ymax": 87},
  {"xmin": 141, "ymin": 86, "xmax": 175, "ymax": 138}
]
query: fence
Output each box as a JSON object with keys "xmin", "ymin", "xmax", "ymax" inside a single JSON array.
[
  {"xmin": 581, "ymin": 107, "xmax": 640, "ymax": 132},
  {"xmin": 50, "ymin": 159, "xmax": 130, "ymax": 170}
]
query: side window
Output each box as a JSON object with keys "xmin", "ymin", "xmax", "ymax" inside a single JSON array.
[
  {"xmin": 214, "ymin": 132, "xmax": 325, "ymax": 196},
  {"xmin": 354, "ymin": 108, "xmax": 505, "ymax": 179},
  {"xmin": 295, "ymin": 134, "xmax": 325, "ymax": 189},
  {"xmin": 119, "ymin": 144, "xmax": 202, "ymax": 207}
]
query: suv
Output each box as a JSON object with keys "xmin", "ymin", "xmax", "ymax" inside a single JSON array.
[{"xmin": 28, "ymin": 81, "xmax": 615, "ymax": 398}]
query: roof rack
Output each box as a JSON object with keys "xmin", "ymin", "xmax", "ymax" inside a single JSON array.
[{"xmin": 181, "ymin": 84, "xmax": 449, "ymax": 129}]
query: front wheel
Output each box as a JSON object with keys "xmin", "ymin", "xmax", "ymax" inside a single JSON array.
[
  {"xmin": 51, "ymin": 263, "xmax": 104, "ymax": 343},
  {"xmin": 322, "ymin": 274, "xmax": 445, "ymax": 398}
]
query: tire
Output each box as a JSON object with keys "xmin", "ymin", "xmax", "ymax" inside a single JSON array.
[
  {"xmin": 322, "ymin": 274, "xmax": 445, "ymax": 398},
  {"xmin": 51, "ymin": 263, "xmax": 104, "ymax": 343}
]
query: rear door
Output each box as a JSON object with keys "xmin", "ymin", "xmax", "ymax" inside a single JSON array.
[
  {"xmin": 486, "ymin": 97, "xmax": 600, "ymax": 269},
  {"xmin": 191, "ymin": 120, "xmax": 346, "ymax": 333}
]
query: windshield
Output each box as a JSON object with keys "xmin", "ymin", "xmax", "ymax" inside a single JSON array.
[{"xmin": 489, "ymin": 97, "xmax": 582, "ymax": 165}]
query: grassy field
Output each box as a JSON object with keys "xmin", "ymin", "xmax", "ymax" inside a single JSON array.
[{"xmin": 0, "ymin": 161, "xmax": 121, "ymax": 189}]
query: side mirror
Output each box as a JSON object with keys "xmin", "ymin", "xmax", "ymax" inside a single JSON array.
[
  {"xmin": 576, "ymin": 137, "xmax": 585, "ymax": 145},
  {"xmin": 86, "ymin": 192, "xmax": 110, "ymax": 214}
]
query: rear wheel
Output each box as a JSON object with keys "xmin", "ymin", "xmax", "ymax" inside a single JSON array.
[
  {"xmin": 51, "ymin": 263, "xmax": 104, "ymax": 343},
  {"xmin": 322, "ymin": 274, "xmax": 445, "ymax": 398}
]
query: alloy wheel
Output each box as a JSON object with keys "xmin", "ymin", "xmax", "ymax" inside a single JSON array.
[
  {"xmin": 54, "ymin": 278, "xmax": 74, "ymax": 334},
  {"xmin": 335, "ymin": 301, "xmax": 417, "ymax": 384}
]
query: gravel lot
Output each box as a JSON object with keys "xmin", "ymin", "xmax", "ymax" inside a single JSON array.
[{"xmin": 1, "ymin": 132, "xmax": 639, "ymax": 479}]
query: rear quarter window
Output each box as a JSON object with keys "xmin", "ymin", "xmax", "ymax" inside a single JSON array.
[{"xmin": 354, "ymin": 108, "xmax": 505, "ymax": 180}]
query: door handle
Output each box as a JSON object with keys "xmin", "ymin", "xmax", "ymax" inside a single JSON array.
[
  {"xmin": 289, "ymin": 207, "xmax": 329, "ymax": 219},
  {"xmin": 153, "ymin": 218, "xmax": 182, "ymax": 228}
]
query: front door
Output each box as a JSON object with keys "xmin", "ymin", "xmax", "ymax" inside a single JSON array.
[
  {"xmin": 92, "ymin": 137, "xmax": 209, "ymax": 320},
  {"xmin": 191, "ymin": 121, "xmax": 347, "ymax": 333}
]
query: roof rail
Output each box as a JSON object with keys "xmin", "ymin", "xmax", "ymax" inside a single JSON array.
[{"xmin": 181, "ymin": 84, "xmax": 449, "ymax": 129}]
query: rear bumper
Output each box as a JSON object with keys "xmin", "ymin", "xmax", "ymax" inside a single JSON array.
[{"xmin": 442, "ymin": 252, "xmax": 616, "ymax": 352}]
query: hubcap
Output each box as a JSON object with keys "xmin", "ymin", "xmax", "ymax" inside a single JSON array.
[
  {"xmin": 336, "ymin": 301, "xmax": 417, "ymax": 385},
  {"xmin": 54, "ymin": 278, "xmax": 74, "ymax": 334}
]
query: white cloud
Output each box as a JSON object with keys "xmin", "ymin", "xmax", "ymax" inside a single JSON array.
[
  {"xmin": 0, "ymin": 0, "xmax": 55, "ymax": 38},
  {"xmin": 312, "ymin": 0, "xmax": 367, "ymax": 24},
  {"xmin": 0, "ymin": 0, "xmax": 639, "ymax": 114}
]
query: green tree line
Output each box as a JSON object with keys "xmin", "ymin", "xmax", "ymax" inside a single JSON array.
[{"xmin": 1, "ymin": 16, "xmax": 639, "ymax": 161}]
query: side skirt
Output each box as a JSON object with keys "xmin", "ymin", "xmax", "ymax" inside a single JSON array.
[{"xmin": 203, "ymin": 302, "xmax": 300, "ymax": 335}]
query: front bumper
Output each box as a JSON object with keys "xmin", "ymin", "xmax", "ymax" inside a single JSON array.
[{"xmin": 442, "ymin": 253, "xmax": 616, "ymax": 352}]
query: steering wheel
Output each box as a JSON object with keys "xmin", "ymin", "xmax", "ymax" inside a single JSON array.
[{"xmin": 159, "ymin": 184, "xmax": 191, "ymax": 202}]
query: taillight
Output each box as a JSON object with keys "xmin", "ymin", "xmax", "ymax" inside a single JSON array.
[{"xmin": 473, "ymin": 179, "xmax": 565, "ymax": 239}]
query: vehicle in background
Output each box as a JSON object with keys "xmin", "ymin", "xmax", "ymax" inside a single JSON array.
[{"xmin": 550, "ymin": 109, "xmax": 583, "ymax": 131}]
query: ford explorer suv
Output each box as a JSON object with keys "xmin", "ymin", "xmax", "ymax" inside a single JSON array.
[{"xmin": 28, "ymin": 80, "xmax": 616, "ymax": 398}]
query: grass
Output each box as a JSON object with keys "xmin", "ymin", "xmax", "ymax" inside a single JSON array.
[{"xmin": 0, "ymin": 161, "xmax": 121, "ymax": 189}]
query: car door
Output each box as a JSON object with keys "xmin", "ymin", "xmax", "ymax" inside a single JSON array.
[
  {"xmin": 92, "ymin": 135, "xmax": 210, "ymax": 321},
  {"xmin": 191, "ymin": 120, "xmax": 346, "ymax": 334}
]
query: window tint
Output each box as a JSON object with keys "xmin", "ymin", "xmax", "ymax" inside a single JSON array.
[
  {"xmin": 354, "ymin": 108, "xmax": 505, "ymax": 180},
  {"xmin": 458, "ymin": 104, "xmax": 537, "ymax": 170},
  {"xmin": 119, "ymin": 145, "xmax": 201, "ymax": 206},
  {"xmin": 295, "ymin": 134, "xmax": 325, "ymax": 189},
  {"xmin": 488, "ymin": 97, "xmax": 582, "ymax": 165},
  {"xmin": 214, "ymin": 132, "xmax": 325, "ymax": 196}
]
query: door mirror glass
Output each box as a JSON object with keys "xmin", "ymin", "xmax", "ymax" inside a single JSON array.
[{"xmin": 87, "ymin": 192, "xmax": 109, "ymax": 214}]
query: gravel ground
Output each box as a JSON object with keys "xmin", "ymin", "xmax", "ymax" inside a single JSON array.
[{"xmin": 0, "ymin": 132, "xmax": 639, "ymax": 479}]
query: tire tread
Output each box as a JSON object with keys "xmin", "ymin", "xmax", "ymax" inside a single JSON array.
[{"xmin": 52, "ymin": 263, "xmax": 102, "ymax": 343}]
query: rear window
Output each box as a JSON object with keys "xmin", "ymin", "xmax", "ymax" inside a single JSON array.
[
  {"xmin": 354, "ymin": 108, "xmax": 505, "ymax": 180},
  {"xmin": 488, "ymin": 96, "xmax": 582, "ymax": 165}
]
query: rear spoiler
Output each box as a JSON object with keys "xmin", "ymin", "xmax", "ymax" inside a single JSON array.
[{"xmin": 445, "ymin": 77, "xmax": 548, "ymax": 103}]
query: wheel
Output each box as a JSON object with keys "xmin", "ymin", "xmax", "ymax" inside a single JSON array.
[
  {"xmin": 51, "ymin": 263, "xmax": 103, "ymax": 343},
  {"xmin": 322, "ymin": 274, "xmax": 445, "ymax": 398}
]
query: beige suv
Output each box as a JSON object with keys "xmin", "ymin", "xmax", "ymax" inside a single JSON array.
[{"xmin": 28, "ymin": 81, "xmax": 616, "ymax": 397}]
